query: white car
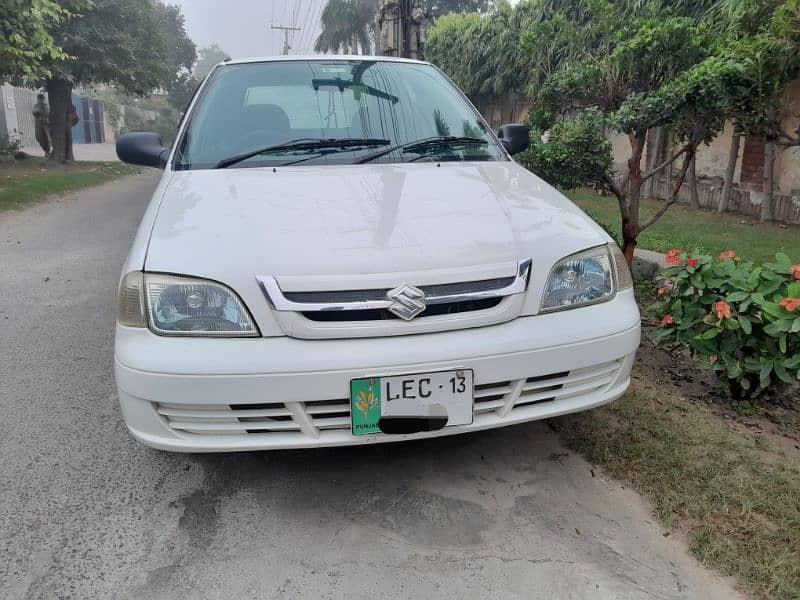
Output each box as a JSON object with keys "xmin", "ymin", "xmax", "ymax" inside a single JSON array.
[{"xmin": 114, "ymin": 56, "xmax": 640, "ymax": 453}]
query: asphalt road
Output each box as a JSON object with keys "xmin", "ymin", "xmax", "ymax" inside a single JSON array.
[{"xmin": 1, "ymin": 172, "xmax": 740, "ymax": 600}]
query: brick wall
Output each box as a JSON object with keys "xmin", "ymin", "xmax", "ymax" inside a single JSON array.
[{"xmin": 739, "ymin": 136, "xmax": 765, "ymax": 190}]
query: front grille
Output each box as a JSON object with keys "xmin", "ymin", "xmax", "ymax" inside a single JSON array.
[
  {"xmin": 301, "ymin": 297, "xmax": 503, "ymax": 322},
  {"xmin": 283, "ymin": 277, "xmax": 516, "ymax": 304},
  {"xmin": 156, "ymin": 359, "xmax": 624, "ymax": 438},
  {"xmin": 257, "ymin": 261, "xmax": 531, "ymax": 335}
]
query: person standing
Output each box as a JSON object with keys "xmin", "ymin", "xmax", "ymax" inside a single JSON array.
[
  {"xmin": 32, "ymin": 93, "xmax": 53, "ymax": 158},
  {"xmin": 64, "ymin": 102, "xmax": 80, "ymax": 162}
]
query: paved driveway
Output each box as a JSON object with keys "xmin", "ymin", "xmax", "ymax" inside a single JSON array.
[
  {"xmin": 0, "ymin": 172, "xmax": 739, "ymax": 599},
  {"xmin": 23, "ymin": 142, "xmax": 119, "ymax": 162}
]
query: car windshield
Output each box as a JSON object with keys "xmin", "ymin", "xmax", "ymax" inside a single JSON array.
[{"xmin": 173, "ymin": 60, "xmax": 506, "ymax": 169}]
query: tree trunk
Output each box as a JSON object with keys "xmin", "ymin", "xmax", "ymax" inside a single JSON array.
[
  {"xmin": 646, "ymin": 127, "xmax": 664, "ymax": 198},
  {"xmin": 688, "ymin": 155, "xmax": 700, "ymax": 209},
  {"xmin": 719, "ymin": 127, "xmax": 741, "ymax": 213},
  {"xmin": 621, "ymin": 133, "xmax": 647, "ymax": 265},
  {"xmin": 46, "ymin": 77, "xmax": 74, "ymax": 164},
  {"xmin": 761, "ymin": 141, "xmax": 775, "ymax": 221}
]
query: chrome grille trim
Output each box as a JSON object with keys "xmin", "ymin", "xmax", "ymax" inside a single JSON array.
[{"xmin": 257, "ymin": 260, "xmax": 532, "ymax": 313}]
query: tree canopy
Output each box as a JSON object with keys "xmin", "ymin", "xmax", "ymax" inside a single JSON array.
[
  {"xmin": 427, "ymin": 0, "xmax": 800, "ymax": 259},
  {"xmin": 194, "ymin": 43, "xmax": 229, "ymax": 80},
  {"xmin": 0, "ymin": 0, "xmax": 85, "ymax": 85},
  {"xmin": 315, "ymin": 0, "xmax": 376, "ymax": 55},
  {"xmin": 36, "ymin": 0, "xmax": 195, "ymax": 162},
  {"xmin": 425, "ymin": 0, "xmax": 495, "ymax": 18}
]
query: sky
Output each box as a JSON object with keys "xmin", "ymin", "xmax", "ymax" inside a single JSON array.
[
  {"xmin": 168, "ymin": 0, "xmax": 325, "ymax": 59},
  {"xmin": 168, "ymin": 0, "xmax": 521, "ymax": 61}
]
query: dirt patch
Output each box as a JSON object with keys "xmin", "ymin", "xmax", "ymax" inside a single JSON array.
[{"xmin": 636, "ymin": 311, "xmax": 800, "ymax": 461}]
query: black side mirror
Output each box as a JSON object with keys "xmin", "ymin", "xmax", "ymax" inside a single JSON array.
[
  {"xmin": 116, "ymin": 132, "xmax": 169, "ymax": 168},
  {"xmin": 497, "ymin": 124, "xmax": 530, "ymax": 156}
]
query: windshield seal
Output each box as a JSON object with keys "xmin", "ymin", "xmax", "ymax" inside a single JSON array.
[{"xmin": 171, "ymin": 59, "xmax": 508, "ymax": 171}]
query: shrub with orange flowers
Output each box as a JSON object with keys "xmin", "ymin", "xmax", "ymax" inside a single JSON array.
[
  {"xmin": 665, "ymin": 249, "xmax": 682, "ymax": 267},
  {"xmin": 650, "ymin": 251, "xmax": 800, "ymax": 398}
]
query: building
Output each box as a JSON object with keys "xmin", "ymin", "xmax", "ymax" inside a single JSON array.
[{"xmin": 0, "ymin": 85, "xmax": 108, "ymax": 148}]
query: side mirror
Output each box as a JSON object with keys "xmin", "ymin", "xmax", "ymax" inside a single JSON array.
[
  {"xmin": 497, "ymin": 124, "xmax": 530, "ymax": 156},
  {"xmin": 116, "ymin": 132, "xmax": 169, "ymax": 168}
]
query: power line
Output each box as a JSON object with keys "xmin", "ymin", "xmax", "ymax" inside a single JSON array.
[
  {"xmin": 305, "ymin": 0, "xmax": 325, "ymax": 53},
  {"xmin": 296, "ymin": 0, "xmax": 317, "ymax": 53},
  {"xmin": 298, "ymin": 0, "xmax": 322, "ymax": 53}
]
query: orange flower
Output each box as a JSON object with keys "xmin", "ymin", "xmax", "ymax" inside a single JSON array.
[
  {"xmin": 665, "ymin": 249, "xmax": 682, "ymax": 266},
  {"xmin": 715, "ymin": 300, "xmax": 732, "ymax": 320},
  {"xmin": 791, "ymin": 264, "xmax": 800, "ymax": 280},
  {"xmin": 780, "ymin": 298, "xmax": 800, "ymax": 312},
  {"xmin": 657, "ymin": 287, "xmax": 668, "ymax": 297},
  {"xmin": 687, "ymin": 258, "xmax": 699, "ymax": 268},
  {"xmin": 719, "ymin": 250, "xmax": 737, "ymax": 261},
  {"xmin": 660, "ymin": 314, "xmax": 674, "ymax": 327}
]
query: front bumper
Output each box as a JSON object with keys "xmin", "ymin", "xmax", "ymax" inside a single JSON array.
[{"xmin": 115, "ymin": 290, "xmax": 641, "ymax": 452}]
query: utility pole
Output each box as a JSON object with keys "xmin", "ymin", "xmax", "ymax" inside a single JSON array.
[
  {"xmin": 271, "ymin": 24, "xmax": 302, "ymax": 55},
  {"xmin": 398, "ymin": 0, "xmax": 408, "ymax": 59},
  {"xmin": 378, "ymin": 1, "xmax": 427, "ymax": 59}
]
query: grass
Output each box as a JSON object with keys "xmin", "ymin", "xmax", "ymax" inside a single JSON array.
[
  {"xmin": 0, "ymin": 158, "xmax": 139, "ymax": 211},
  {"xmin": 553, "ymin": 381, "xmax": 800, "ymax": 599},
  {"xmin": 568, "ymin": 189, "xmax": 800, "ymax": 263}
]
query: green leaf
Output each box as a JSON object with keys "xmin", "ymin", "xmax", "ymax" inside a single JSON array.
[
  {"xmin": 727, "ymin": 363, "xmax": 742, "ymax": 378},
  {"xmin": 759, "ymin": 361, "xmax": 773, "ymax": 384},
  {"xmin": 721, "ymin": 260, "xmax": 736, "ymax": 277},
  {"xmin": 788, "ymin": 283, "xmax": 800, "ymax": 297},
  {"xmin": 784, "ymin": 355, "xmax": 800, "ymax": 369},
  {"xmin": 746, "ymin": 267, "xmax": 762, "ymax": 288},
  {"xmin": 773, "ymin": 363, "xmax": 794, "ymax": 384},
  {"xmin": 791, "ymin": 318, "xmax": 800, "ymax": 334},
  {"xmin": 779, "ymin": 335, "xmax": 787, "ymax": 354},
  {"xmin": 738, "ymin": 315, "xmax": 752, "ymax": 334},
  {"xmin": 696, "ymin": 328, "xmax": 721, "ymax": 340},
  {"xmin": 724, "ymin": 319, "xmax": 740, "ymax": 330},
  {"xmin": 775, "ymin": 252, "xmax": 792, "ymax": 270},
  {"xmin": 726, "ymin": 291, "xmax": 749, "ymax": 302},
  {"xmin": 764, "ymin": 320, "xmax": 794, "ymax": 335}
]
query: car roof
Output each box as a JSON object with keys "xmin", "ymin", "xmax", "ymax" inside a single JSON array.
[{"xmin": 219, "ymin": 55, "xmax": 431, "ymax": 67}]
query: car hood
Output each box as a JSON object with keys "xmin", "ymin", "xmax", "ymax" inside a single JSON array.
[{"xmin": 146, "ymin": 162, "xmax": 608, "ymax": 285}]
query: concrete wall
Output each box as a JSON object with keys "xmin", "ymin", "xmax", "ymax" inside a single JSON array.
[
  {"xmin": 0, "ymin": 84, "xmax": 22, "ymax": 143},
  {"xmin": 476, "ymin": 96, "xmax": 531, "ymax": 129},
  {"xmin": 0, "ymin": 85, "xmax": 108, "ymax": 147}
]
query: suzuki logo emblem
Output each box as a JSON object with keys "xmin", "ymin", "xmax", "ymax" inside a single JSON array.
[{"xmin": 386, "ymin": 283, "xmax": 427, "ymax": 321}]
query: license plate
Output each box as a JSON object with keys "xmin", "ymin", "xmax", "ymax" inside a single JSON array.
[{"xmin": 350, "ymin": 369, "xmax": 474, "ymax": 436}]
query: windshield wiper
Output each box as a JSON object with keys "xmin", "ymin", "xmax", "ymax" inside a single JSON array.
[
  {"xmin": 214, "ymin": 138, "xmax": 391, "ymax": 169},
  {"xmin": 355, "ymin": 136, "xmax": 489, "ymax": 164}
]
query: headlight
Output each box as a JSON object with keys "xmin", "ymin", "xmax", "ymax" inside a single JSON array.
[
  {"xmin": 541, "ymin": 244, "xmax": 632, "ymax": 312},
  {"xmin": 117, "ymin": 272, "xmax": 259, "ymax": 337}
]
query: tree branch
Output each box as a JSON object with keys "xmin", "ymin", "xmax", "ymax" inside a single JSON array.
[
  {"xmin": 776, "ymin": 125, "xmax": 800, "ymax": 147},
  {"xmin": 638, "ymin": 150, "xmax": 693, "ymax": 232},
  {"xmin": 603, "ymin": 173, "xmax": 629, "ymax": 219},
  {"xmin": 641, "ymin": 143, "xmax": 692, "ymax": 182}
]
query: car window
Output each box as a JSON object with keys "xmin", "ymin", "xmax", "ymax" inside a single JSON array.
[{"xmin": 174, "ymin": 60, "xmax": 505, "ymax": 169}]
